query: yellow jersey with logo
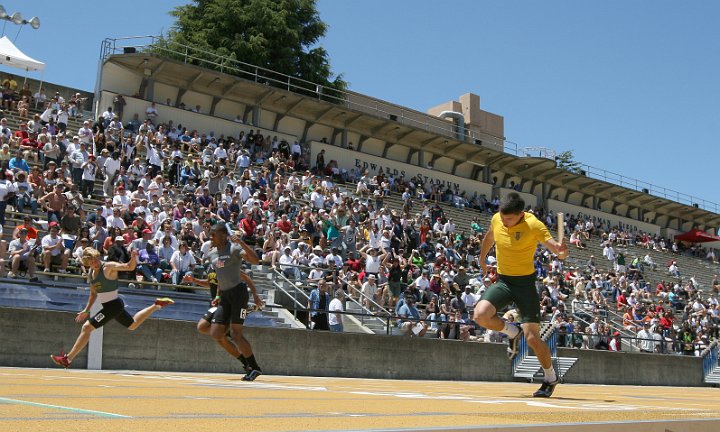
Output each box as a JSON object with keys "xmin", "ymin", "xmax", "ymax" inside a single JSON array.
[{"xmin": 491, "ymin": 212, "xmax": 552, "ymax": 276}]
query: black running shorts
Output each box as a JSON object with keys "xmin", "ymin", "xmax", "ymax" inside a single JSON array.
[
  {"xmin": 89, "ymin": 297, "xmax": 134, "ymax": 329},
  {"xmin": 201, "ymin": 306, "xmax": 217, "ymax": 323},
  {"xmin": 212, "ymin": 282, "xmax": 249, "ymax": 325},
  {"xmin": 480, "ymin": 274, "xmax": 541, "ymax": 324}
]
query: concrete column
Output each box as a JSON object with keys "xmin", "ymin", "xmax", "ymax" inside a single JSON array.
[
  {"xmin": 87, "ymin": 301, "xmax": 104, "ymax": 370},
  {"xmin": 252, "ymin": 106, "xmax": 261, "ymax": 127},
  {"xmin": 146, "ymin": 78, "xmax": 154, "ymax": 101}
]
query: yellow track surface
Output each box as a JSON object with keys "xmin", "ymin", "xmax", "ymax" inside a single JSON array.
[{"xmin": 0, "ymin": 367, "xmax": 717, "ymax": 432}]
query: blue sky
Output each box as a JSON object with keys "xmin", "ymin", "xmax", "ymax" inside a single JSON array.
[{"xmin": 1, "ymin": 1, "xmax": 717, "ymax": 213}]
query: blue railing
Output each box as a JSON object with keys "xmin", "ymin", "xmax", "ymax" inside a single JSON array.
[
  {"xmin": 511, "ymin": 334, "xmax": 529, "ymax": 371},
  {"xmin": 702, "ymin": 341, "xmax": 719, "ymax": 378},
  {"xmin": 511, "ymin": 325, "xmax": 559, "ymax": 372}
]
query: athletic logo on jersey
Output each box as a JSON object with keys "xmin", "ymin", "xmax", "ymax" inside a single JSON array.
[{"xmin": 515, "ymin": 232, "xmax": 522, "ymax": 240}]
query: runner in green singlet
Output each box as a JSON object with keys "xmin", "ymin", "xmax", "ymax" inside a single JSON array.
[{"xmin": 50, "ymin": 247, "xmax": 174, "ymax": 368}]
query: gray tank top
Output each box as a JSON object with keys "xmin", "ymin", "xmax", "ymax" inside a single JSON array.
[{"xmin": 208, "ymin": 242, "xmax": 245, "ymax": 291}]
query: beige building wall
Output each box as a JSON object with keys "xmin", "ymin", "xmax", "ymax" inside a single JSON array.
[{"xmin": 427, "ymin": 92, "xmax": 505, "ymax": 150}]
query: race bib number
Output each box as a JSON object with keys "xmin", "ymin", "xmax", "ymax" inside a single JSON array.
[{"xmin": 94, "ymin": 313, "xmax": 105, "ymax": 322}]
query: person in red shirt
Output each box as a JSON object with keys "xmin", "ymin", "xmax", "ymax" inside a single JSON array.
[
  {"xmin": 19, "ymin": 132, "xmax": 38, "ymax": 154},
  {"xmin": 344, "ymin": 251, "xmax": 363, "ymax": 272},
  {"xmin": 616, "ymin": 291, "xmax": 629, "ymax": 310},
  {"xmin": 239, "ymin": 213, "xmax": 257, "ymax": 240},
  {"xmin": 13, "ymin": 215, "xmax": 39, "ymax": 240},
  {"xmin": 13, "ymin": 122, "xmax": 28, "ymax": 142},
  {"xmin": 276, "ymin": 214, "xmax": 292, "ymax": 233},
  {"xmin": 659, "ymin": 311, "xmax": 674, "ymax": 331}
]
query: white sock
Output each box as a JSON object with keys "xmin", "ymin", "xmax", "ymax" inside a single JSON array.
[
  {"xmin": 543, "ymin": 367, "xmax": 557, "ymax": 383},
  {"xmin": 502, "ymin": 321, "xmax": 520, "ymax": 338}
]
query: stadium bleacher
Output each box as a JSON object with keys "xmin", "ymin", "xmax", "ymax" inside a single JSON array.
[{"xmin": 0, "ymin": 60, "xmax": 717, "ymax": 360}]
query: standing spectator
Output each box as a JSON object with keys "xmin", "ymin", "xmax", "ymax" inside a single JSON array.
[
  {"xmin": 102, "ymin": 152, "xmax": 121, "ymax": 197},
  {"xmin": 308, "ymin": 280, "xmax": 331, "ymax": 330},
  {"xmin": 328, "ymin": 289, "xmax": 345, "ymax": 332},
  {"xmin": 80, "ymin": 155, "xmax": 98, "ymax": 199},
  {"xmin": 113, "ymin": 94, "xmax": 126, "ymax": 121}
]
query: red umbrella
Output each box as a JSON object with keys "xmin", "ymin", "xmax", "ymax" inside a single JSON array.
[{"xmin": 674, "ymin": 229, "xmax": 720, "ymax": 243}]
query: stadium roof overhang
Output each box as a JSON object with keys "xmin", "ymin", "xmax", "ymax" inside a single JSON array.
[{"xmin": 104, "ymin": 53, "xmax": 720, "ymax": 229}]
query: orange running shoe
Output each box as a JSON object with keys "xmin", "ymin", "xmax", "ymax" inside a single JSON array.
[{"xmin": 154, "ymin": 297, "xmax": 175, "ymax": 308}]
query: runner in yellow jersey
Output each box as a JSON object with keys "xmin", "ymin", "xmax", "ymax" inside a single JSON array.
[{"xmin": 473, "ymin": 193, "xmax": 568, "ymax": 398}]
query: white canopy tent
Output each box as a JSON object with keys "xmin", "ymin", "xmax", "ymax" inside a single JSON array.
[
  {"xmin": 0, "ymin": 36, "xmax": 45, "ymax": 106},
  {"xmin": 0, "ymin": 35, "xmax": 44, "ymax": 71}
]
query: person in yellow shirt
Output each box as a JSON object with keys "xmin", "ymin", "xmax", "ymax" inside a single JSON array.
[{"xmin": 474, "ymin": 193, "xmax": 568, "ymax": 398}]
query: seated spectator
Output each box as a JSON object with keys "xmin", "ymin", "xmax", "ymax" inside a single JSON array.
[
  {"xmin": 669, "ymin": 261, "xmax": 681, "ymax": 277},
  {"xmin": 40, "ymin": 224, "xmax": 69, "ymax": 273},
  {"xmin": 397, "ymin": 294, "xmax": 428, "ymax": 337},
  {"xmin": 137, "ymin": 240, "xmax": 163, "ymax": 283},
  {"xmin": 7, "ymin": 228, "xmax": 38, "ymax": 281},
  {"xmin": 169, "ymin": 241, "xmax": 196, "ymax": 286}
]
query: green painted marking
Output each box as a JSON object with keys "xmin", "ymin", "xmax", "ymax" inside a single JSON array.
[{"xmin": 0, "ymin": 396, "xmax": 130, "ymax": 418}]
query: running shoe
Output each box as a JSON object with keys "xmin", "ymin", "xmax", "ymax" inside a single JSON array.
[
  {"xmin": 154, "ymin": 297, "xmax": 175, "ymax": 308},
  {"xmin": 506, "ymin": 323, "xmax": 522, "ymax": 360},
  {"xmin": 533, "ymin": 379, "xmax": 559, "ymax": 398},
  {"xmin": 50, "ymin": 352, "xmax": 71, "ymax": 368},
  {"xmin": 241, "ymin": 368, "xmax": 263, "ymax": 381}
]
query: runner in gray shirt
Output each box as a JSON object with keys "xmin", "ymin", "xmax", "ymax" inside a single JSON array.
[{"xmin": 185, "ymin": 223, "xmax": 263, "ymax": 381}]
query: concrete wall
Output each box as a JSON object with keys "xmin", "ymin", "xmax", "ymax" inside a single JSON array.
[
  {"xmin": 493, "ymin": 187, "xmax": 538, "ymax": 209},
  {"xmin": 558, "ymin": 347, "xmax": 704, "ymax": 387},
  {"xmin": 98, "ymin": 91, "xmax": 298, "ymax": 144},
  {"xmin": 548, "ymin": 199, "xmax": 661, "ymax": 236},
  {"xmin": 311, "ymin": 142, "xmax": 494, "ymax": 200},
  {"xmin": 0, "ymin": 307, "xmax": 709, "ymax": 387}
]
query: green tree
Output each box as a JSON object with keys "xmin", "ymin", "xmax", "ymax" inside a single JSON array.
[
  {"xmin": 165, "ymin": 0, "xmax": 346, "ymax": 94},
  {"xmin": 555, "ymin": 150, "xmax": 583, "ymax": 174}
]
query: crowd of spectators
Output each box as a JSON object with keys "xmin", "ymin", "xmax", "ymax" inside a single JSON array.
[{"xmin": 0, "ymin": 81, "xmax": 717, "ymax": 357}]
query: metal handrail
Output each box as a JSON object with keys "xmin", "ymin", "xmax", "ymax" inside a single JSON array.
[
  {"xmin": 335, "ymin": 275, "xmax": 394, "ymax": 332},
  {"xmin": 270, "ymin": 267, "xmax": 309, "ymax": 321},
  {"xmin": 269, "ymin": 263, "xmax": 391, "ymax": 332},
  {"xmin": 338, "ymin": 290, "xmax": 392, "ymax": 332},
  {"xmin": 100, "ymin": 35, "xmax": 720, "ymax": 214}
]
